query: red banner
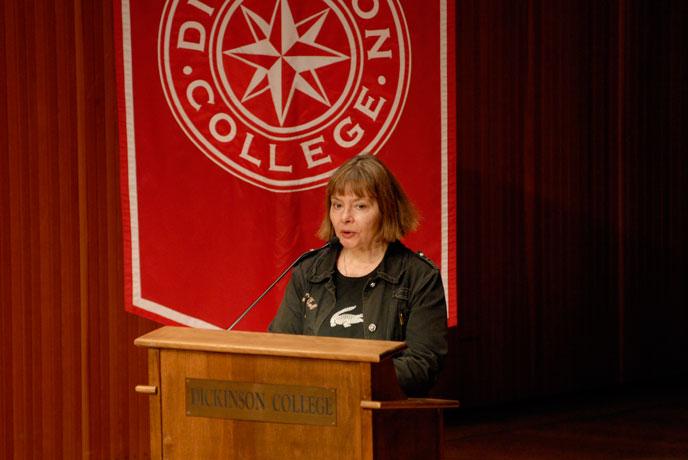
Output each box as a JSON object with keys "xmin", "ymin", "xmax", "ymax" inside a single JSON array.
[{"xmin": 115, "ymin": 0, "xmax": 456, "ymax": 330}]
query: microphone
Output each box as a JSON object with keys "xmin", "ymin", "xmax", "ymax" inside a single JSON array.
[{"xmin": 226, "ymin": 240, "xmax": 334, "ymax": 331}]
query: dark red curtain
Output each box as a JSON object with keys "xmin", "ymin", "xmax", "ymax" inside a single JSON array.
[
  {"xmin": 1, "ymin": 0, "xmax": 686, "ymax": 457},
  {"xmin": 447, "ymin": 0, "xmax": 688, "ymax": 405}
]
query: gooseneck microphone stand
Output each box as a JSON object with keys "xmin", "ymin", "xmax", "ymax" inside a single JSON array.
[{"xmin": 226, "ymin": 241, "xmax": 332, "ymax": 331}]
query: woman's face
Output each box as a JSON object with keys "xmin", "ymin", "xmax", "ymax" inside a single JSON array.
[{"xmin": 329, "ymin": 189, "xmax": 382, "ymax": 252}]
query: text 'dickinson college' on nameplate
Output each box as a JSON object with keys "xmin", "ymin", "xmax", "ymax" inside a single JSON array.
[{"xmin": 186, "ymin": 378, "xmax": 337, "ymax": 426}]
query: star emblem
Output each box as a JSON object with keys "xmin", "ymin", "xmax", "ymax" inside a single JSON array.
[{"xmin": 224, "ymin": 0, "xmax": 350, "ymax": 126}]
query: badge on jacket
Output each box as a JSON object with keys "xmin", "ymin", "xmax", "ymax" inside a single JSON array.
[{"xmin": 302, "ymin": 293, "xmax": 318, "ymax": 310}]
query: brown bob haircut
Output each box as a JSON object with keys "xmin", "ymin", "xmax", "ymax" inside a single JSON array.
[{"xmin": 318, "ymin": 154, "xmax": 419, "ymax": 243}]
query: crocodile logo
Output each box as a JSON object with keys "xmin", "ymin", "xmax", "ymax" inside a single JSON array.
[{"xmin": 330, "ymin": 306, "xmax": 363, "ymax": 328}]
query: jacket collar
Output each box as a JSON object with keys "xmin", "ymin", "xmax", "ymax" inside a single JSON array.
[{"xmin": 306, "ymin": 239, "xmax": 407, "ymax": 284}]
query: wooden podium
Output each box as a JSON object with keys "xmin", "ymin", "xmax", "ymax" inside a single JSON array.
[{"xmin": 135, "ymin": 326, "xmax": 457, "ymax": 459}]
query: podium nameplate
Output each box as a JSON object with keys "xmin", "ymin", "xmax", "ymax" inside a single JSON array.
[{"xmin": 186, "ymin": 378, "xmax": 337, "ymax": 426}]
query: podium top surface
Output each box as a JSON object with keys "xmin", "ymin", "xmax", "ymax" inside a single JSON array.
[{"xmin": 135, "ymin": 326, "xmax": 406, "ymax": 363}]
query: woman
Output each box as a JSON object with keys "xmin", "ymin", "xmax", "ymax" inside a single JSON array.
[{"xmin": 269, "ymin": 155, "xmax": 447, "ymax": 396}]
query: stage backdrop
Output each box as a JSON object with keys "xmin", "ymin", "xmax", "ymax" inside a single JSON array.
[{"xmin": 114, "ymin": 0, "xmax": 456, "ymax": 331}]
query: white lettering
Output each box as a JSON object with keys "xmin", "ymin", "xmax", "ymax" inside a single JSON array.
[
  {"xmin": 301, "ymin": 136, "xmax": 331, "ymax": 168},
  {"xmin": 177, "ymin": 21, "xmax": 205, "ymax": 52},
  {"xmin": 209, "ymin": 113, "xmax": 237, "ymax": 143},
  {"xmin": 186, "ymin": 79, "xmax": 214, "ymax": 111},
  {"xmin": 352, "ymin": 0, "xmax": 379, "ymax": 19},
  {"xmin": 354, "ymin": 86, "xmax": 386, "ymax": 122},
  {"xmin": 188, "ymin": 0, "xmax": 214, "ymax": 16},
  {"xmin": 365, "ymin": 29, "xmax": 392, "ymax": 59},
  {"xmin": 239, "ymin": 132, "xmax": 261, "ymax": 167},
  {"xmin": 269, "ymin": 146, "xmax": 293, "ymax": 173},
  {"xmin": 334, "ymin": 117, "xmax": 364, "ymax": 148}
]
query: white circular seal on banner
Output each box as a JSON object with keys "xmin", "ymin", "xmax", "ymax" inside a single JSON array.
[{"xmin": 159, "ymin": 0, "xmax": 410, "ymax": 192}]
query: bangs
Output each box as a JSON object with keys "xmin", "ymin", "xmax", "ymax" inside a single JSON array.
[
  {"xmin": 329, "ymin": 175, "xmax": 376, "ymax": 199},
  {"xmin": 318, "ymin": 154, "xmax": 418, "ymax": 242}
]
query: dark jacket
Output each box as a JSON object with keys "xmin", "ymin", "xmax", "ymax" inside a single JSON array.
[{"xmin": 269, "ymin": 240, "xmax": 448, "ymax": 396}]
